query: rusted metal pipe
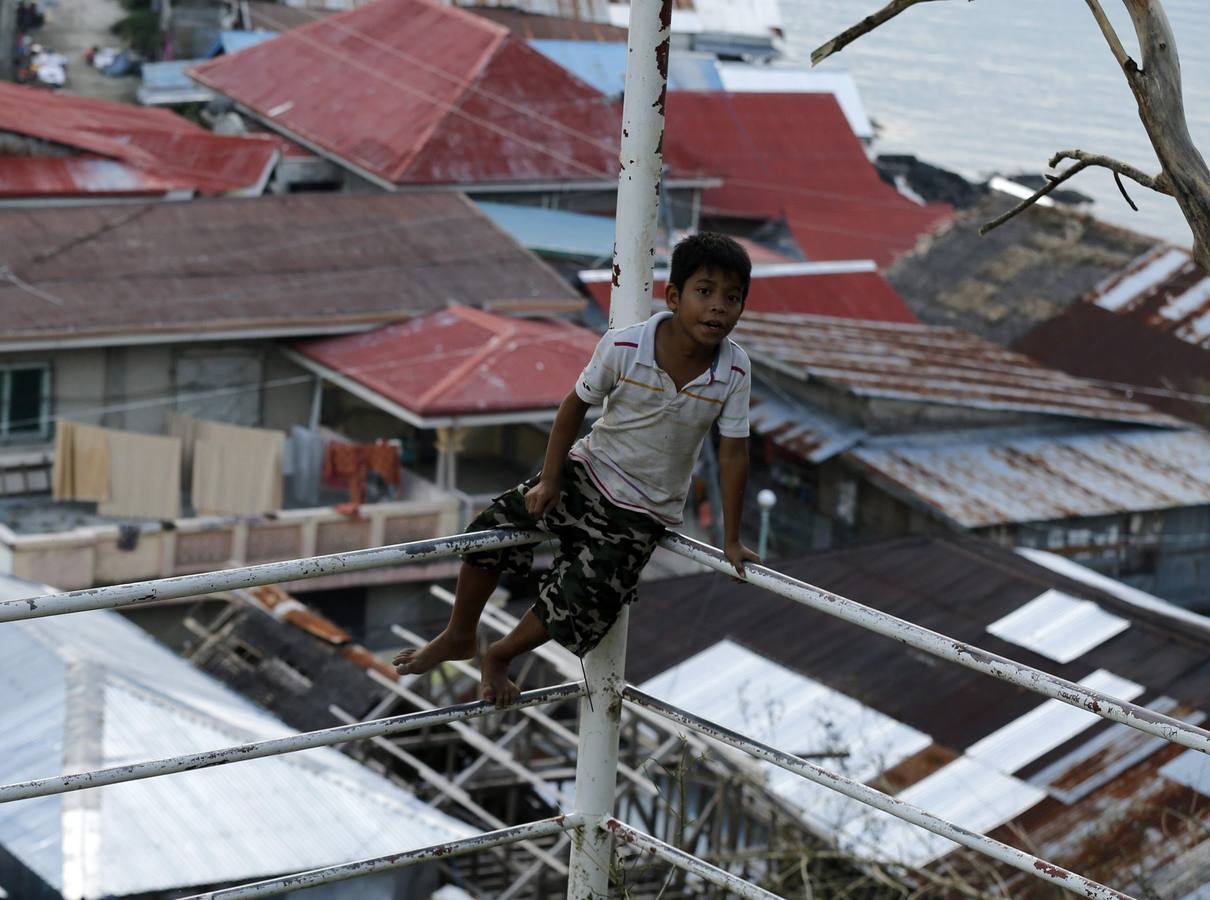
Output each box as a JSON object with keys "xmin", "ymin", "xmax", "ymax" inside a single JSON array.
[
  {"xmin": 604, "ymin": 817, "xmax": 784, "ymax": 899},
  {"xmin": 0, "ymin": 682, "xmax": 584, "ymax": 804},
  {"xmin": 623, "ymin": 687, "xmax": 1134, "ymax": 900},
  {"xmin": 180, "ymin": 814, "xmax": 588, "ymax": 899},
  {"xmin": 658, "ymin": 531, "xmax": 1210, "ymax": 756},
  {"xmin": 0, "ymin": 528, "xmax": 546, "ymax": 623}
]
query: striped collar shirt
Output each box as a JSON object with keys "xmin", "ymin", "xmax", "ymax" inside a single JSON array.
[{"xmin": 569, "ymin": 311, "xmax": 751, "ymax": 526}]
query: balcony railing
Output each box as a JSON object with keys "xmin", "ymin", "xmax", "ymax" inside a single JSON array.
[{"xmin": 2, "ymin": 525, "xmax": 1207, "ymax": 900}]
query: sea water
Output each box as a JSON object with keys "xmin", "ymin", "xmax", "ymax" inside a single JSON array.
[{"xmin": 779, "ymin": 0, "xmax": 1210, "ymax": 247}]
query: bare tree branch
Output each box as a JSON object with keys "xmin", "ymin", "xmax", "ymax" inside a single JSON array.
[
  {"xmin": 1082, "ymin": 0, "xmax": 1132, "ymax": 68},
  {"xmin": 810, "ymin": 0, "xmax": 950, "ymax": 67},
  {"xmin": 978, "ymin": 149, "xmax": 1169, "ymax": 235},
  {"xmin": 814, "ymin": 0, "xmax": 1210, "ymax": 271}
]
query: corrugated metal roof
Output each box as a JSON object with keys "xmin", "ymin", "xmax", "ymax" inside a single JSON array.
[
  {"xmin": 191, "ymin": 0, "xmax": 624, "ymax": 188},
  {"xmin": 0, "ymin": 82, "xmax": 279, "ymax": 198},
  {"xmin": 662, "ymin": 92, "xmax": 951, "ymax": 266},
  {"xmin": 965, "ymin": 670, "xmax": 1144, "ymax": 775},
  {"xmin": 0, "ymin": 595, "xmax": 471, "ymax": 897},
  {"xmin": 1086, "ymin": 246, "xmax": 1210, "ymax": 348},
  {"xmin": 220, "ymin": 29, "xmax": 278, "ymax": 54},
  {"xmin": 639, "ymin": 639, "xmax": 933, "ymax": 836},
  {"xmin": 734, "ymin": 312, "xmax": 1179, "ymax": 426},
  {"xmin": 476, "ymin": 200, "xmax": 615, "ymax": 261},
  {"xmin": 838, "ymin": 756, "xmax": 1047, "ymax": 866},
  {"xmin": 606, "ymin": 0, "xmax": 782, "ymax": 37},
  {"xmin": 291, "ymin": 304, "xmax": 600, "ymax": 419},
  {"xmin": 851, "ymin": 425, "xmax": 1210, "ymax": 527},
  {"xmin": 0, "ymin": 193, "xmax": 581, "ymax": 344},
  {"xmin": 1014, "ymin": 301, "xmax": 1210, "ymax": 425},
  {"xmin": 714, "ymin": 63, "xmax": 873, "ymax": 140},
  {"xmin": 464, "ymin": 5, "xmax": 627, "ymax": 41},
  {"xmin": 627, "ymin": 536, "xmax": 1210, "ymax": 892},
  {"xmin": 985, "ymin": 589, "xmax": 1131, "ymax": 664},
  {"xmin": 529, "ymin": 39, "xmax": 723, "ymax": 96},
  {"xmin": 748, "ymin": 383, "xmax": 864, "ymax": 463},
  {"xmin": 137, "ymin": 60, "xmax": 217, "ymax": 105},
  {"xmin": 581, "ymin": 262, "xmax": 919, "ymax": 321}
]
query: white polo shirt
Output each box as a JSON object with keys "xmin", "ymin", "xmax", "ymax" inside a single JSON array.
[{"xmin": 569, "ymin": 311, "xmax": 751, "ymax": 526}]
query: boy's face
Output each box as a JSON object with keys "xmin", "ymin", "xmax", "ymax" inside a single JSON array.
[{"xmin": 665, "ymin": 265, "xmax": 746, "ymax": 347}]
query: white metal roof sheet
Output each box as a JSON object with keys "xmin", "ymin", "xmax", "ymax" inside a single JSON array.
[
  {"xmin": 1016, "ymin": 548, "xmax": 1210, "ymax": 640},
  {"xmin": 837, "ymin": 756, "xmax": 1047, "ymax": 867},
  {"xmin": 639, "ymin": 640, "xmax": 932, "ymax": 836},
  {"xmin": 986, "ymin": 589, "xmax": 1130, "ymax": 664},
  {"xmin": 0, "ymin": 607, "xmax": 473, "ymax": 897},
  {"xmin": 965, "ymin": 670, "xmax": 1144, "ymax": 775},
  {"xmin": 1092, "ymin": 247, "xmax": 1190, "ymax": 312},
  {"xmin": 1160, "ymin": 748, "xmax": 1210, "ymax": 796}
]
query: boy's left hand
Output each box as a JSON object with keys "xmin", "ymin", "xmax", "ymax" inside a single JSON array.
[{"xmin": 724, "ymin": 540, "xmax": 761, "ymax": 579}]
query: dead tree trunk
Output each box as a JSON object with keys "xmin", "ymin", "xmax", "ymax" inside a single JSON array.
[{"xmin": 1121, "ymin": 0, "xmax": 1210, "ymax": 270}]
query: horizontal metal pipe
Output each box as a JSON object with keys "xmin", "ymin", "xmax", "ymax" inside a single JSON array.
[
  {"xmin": 182, "ymin": 814, "xmax": 588, "ymax": 899},
  {"xmin": 659, "ymin": 531, "xmax": 1210, "ymax": 755},
  {"xmin": 604, "ymin": 817, "xmax": 783, "ymax": 900},
  {"xmin": 0, "ymin": 528, "xmax": 547, "ymax": 623},
  {"xmin": 624, "ymin": 686, "xmax": 1133, "ymax": 900},
  {"xmin": 0, "ymin": 682, "xmax": 583, "ymax": 804}
]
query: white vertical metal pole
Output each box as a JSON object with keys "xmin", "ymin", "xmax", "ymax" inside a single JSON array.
[{"xmin": 567, "ymin": 0, "xmax": 672, "ymax": 896}]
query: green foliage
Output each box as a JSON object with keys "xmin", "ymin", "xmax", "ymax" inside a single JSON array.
[{"xmin": 110, "ymin": 8, "xmax": 159, "ymax": 59}]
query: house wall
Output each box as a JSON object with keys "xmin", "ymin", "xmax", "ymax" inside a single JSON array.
[{"xmin": 0, "ymin": 340, "xmax": 315, "ymax": 477}]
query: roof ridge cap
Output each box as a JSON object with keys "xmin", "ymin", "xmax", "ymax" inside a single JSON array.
[
  {"xmin": 387, "ymin": 10, "xmax": 507, "ymax": 183},
  {"xmin": 414, "ymin": 305, "xmax": 516, "ymax": 408}
]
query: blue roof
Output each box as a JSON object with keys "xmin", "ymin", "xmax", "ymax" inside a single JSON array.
[
  {"xmin": 220, "ymin": 30, "xmax": 279, "ymax": 55},
  {"xmin": 476, "ymin": 201, "xmax": 615, "ymax": 262},
  {"xmin": 140, "ymin": 59, "xmax": 201, "ymax": 91},
  {"xmin": 529, "ymin": 40, "xmax": 723, "ymax": 96}
]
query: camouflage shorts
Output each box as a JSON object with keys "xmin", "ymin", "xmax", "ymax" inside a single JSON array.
[{"xmin": 464, "ymin": 459, "xmax": 665, "ymax": 656}]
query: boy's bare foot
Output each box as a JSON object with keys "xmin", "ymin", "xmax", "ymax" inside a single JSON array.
[
  {"xmin": 481, "ymin": 643, "xmax": 520, "ymax": 707},
  {"xmin": 392, "ymin": 630, "xmax": 476, "ymax": 675}
]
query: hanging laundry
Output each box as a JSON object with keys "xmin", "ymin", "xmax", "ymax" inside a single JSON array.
[
  {"xmin": 52, "ymin": 420, "xmax": 111, "ymax": 502},
  {"xmin": 97, "ymin": 431, "xmax": 182, "ymax": 520},
  {"xmin": 191, "ymin": 420, "xmax": 285, "ymax": 516},
  {"xmin": 322, "ymin": 440, "xmax": 401, "ymax": 508}
]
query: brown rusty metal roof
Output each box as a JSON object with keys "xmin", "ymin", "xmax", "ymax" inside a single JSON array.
[
  {"xmin": 0, "ymin": 192, "xmax": 581, "ymax": 344},
  {"xmin": 850, "ymin": 425, "xmax": 1210, "ymax": 528},
  {"xmin": 1085, "ymin": 245, "xmax": 1210, "ymax": 349},
  {"xmin": 1014, "ymin": 301, "xmax": 1210, "ymax": 427},
  {"xmin": 734, "ymin": 312, "xmax": 1179, "ymax": 427},
  {"xmin": 628, "ymin": 535, "xmax": 1210, "ymax": 895}
]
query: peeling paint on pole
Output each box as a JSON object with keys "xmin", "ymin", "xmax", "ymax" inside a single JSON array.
[{"xmin": 568, "ymin": 1, "xmax": 672, "ymax": 898}]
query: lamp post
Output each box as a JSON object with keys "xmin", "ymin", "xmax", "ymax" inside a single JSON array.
[{"xmin": 757, "ymin": 489, "xmax": 776, "ymax": 560}]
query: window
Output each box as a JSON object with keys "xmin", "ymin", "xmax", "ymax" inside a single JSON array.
[{"xmin": 0, "ymin": 364, "xmax": 51, "ymax": 442}]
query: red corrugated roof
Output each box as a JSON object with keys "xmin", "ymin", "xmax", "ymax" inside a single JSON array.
[
  {"xmin": 0, "ymin": 82, "xmax": 280, "ymax": 197},
  {"xmin": 0, "ymin": 156, "xmax": 177, "ymax": 198},
  {"xmin": 191, "ymin": 0, "xmax": 622, "ymax": 187},
  {"xmin": 663, "ymin": 92, "xmax": 952, "ymax": 266},
  {"xmin": 582, "ymin": 265, "xmax": 919, "ymax": 323},
  {"xmin": 291, "ymin": 305, "xmax": 600, "ymax": 418}
]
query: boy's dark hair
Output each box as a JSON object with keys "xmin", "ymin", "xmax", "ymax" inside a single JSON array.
[{"xmin": 668, "ymin": 232, "xmax": 752, "ymax": 300}]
